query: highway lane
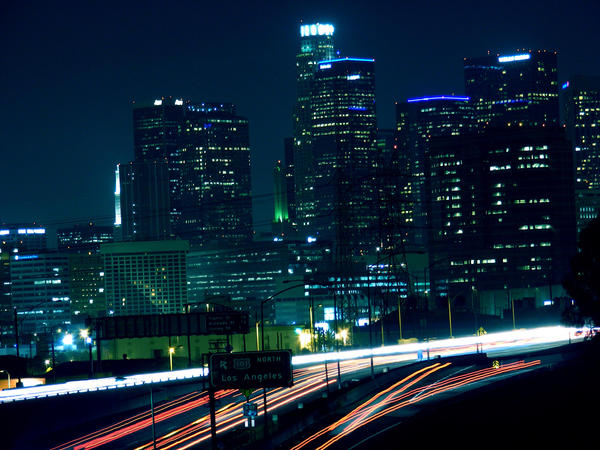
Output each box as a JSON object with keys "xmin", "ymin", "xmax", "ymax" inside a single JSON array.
[
  {"xmin": 50, "ymin": 355, "xmax": 411, "ymax": 450},
  {"xmin": 45, "ymin": 326, "xmax": 584, "ymax": 449},
  {"xmin": 1, "ymin": 325, "xmax": 582, "ymax": 405},
  {"xmin": 288, "ymin": 359, "xmax": 544, "ymax": 450}
]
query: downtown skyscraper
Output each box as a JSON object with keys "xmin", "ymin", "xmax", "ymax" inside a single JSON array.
[
  {"xmin": 562, "ymin": 75, "xmax": 600, "ymax": 233},
  {"xmin": 396, "ymin": 96, "xmax": 475, "ymax": 250},
  {"xmin": 127, "ymin": 98, "xmax": 252, "ymax": 247},
  {"xmin": 464, "ymin": 50, "xmax": 560, "ymax": 128},
  {"xmin": 293, "ymin": 23, "xmax": 336, "ymax": 231},
  {"xmin": 311, "ymin": 57, "xmax": 378, "ymax": 253},
  {"xmin": 423, "ymin": 50, "xmax": 576, "ymax": 312}
]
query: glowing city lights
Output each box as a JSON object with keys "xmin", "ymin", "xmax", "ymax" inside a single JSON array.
[
  {"xmin": 498, "ymin": 53, "xmax": 531, "ymax": 63},
  {"xmin": 300, "ymin": 23, "xmax": 334, "ymax": 37}
]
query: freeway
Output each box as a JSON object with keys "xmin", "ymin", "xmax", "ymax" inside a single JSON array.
[
  {"xmin": 287, "ymin": 359, "xmax": 544, "ymax": 450},
  {"xmin": 0, "ymin": 325, "xmax": 582, "ymax": 405},
  {"xmin": 40, "ymin": 325, "xmax": 586, "ymax": 450}
]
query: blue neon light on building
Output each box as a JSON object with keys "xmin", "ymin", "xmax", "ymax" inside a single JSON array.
[{"xmin": 407, "ymin": 96, "xmax": 470, "ymax": 103}]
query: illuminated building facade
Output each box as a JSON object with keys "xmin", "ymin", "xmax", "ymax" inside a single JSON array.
[
  {"xmin": 10, "ymin": 252, "xmax": 71, "ymax": 334},
  {"xmin": 101, "ymin": 240, "xmax": 189, "ymax": 316},
  {"xmin": 178, "ymin": 103, "xmax": 252, "ymax": 246},
  {"xmin": 427, "ymin": 127, "xmax": 577, "ymax": 313},
  {"xmin": 68, "ymin": 253, "xmax": 106, "ymax": 321},
  {"xmin": 130, "ymin": 99, "xmax": 252, "ymax": 247},
  {"xmin": 0, "ymin": 225, "xmax": 47, "ymax": 253},
  {"xmin": 311, "ymin": 57, "xmax": 378, "ymax": 253},
  {"xmin": 562, "ymin": 76, "xmax": 600, "ymax": 232},
  {"xmin": 187, "ymin": 239, "xmax": 332, "ymax": 323},
  {"xmin": 293, "ymin": 22, "xmax": 336, "ymax": 232},
  {"xmin": 396, "ymin": 96, "xmax": 475, "ymax": 249},
  {"xmin": 133, "ymin": 99, "xmax": 184, "ymax": 227},
  {"xmin": 0, "ymin": 225, "xmax": 47, "ymax": 335},
  {"xmin": 57, "ymin": 222, "xmax": 113, "ymax": 253},
  {"xmin": 464, "ymin": 50, "xmax": 559, "ymax": 127},
  {"xmin": 0, "ymin": 251, "xmax": 10, "ymax": 336}
]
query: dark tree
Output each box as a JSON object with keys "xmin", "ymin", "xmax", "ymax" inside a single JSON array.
[{"xmin": 562, "ymin": 216, "xmax": 600, "ymax": 327}]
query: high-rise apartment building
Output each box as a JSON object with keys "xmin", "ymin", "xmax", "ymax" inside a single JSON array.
[
  {"xmin": 464, "ymin": 50, "xmax": 559, "ymax": 127},
  {"xmin": 311, "ymin": 57, "xmax": 378, "ymax": 253},
  {"xmin": 128, "ymin": 99, "xmax": 252, "ymax": 247},
  {"xmin": 293, "ymin": 22, "xmax": 336, "ymax": 232}
]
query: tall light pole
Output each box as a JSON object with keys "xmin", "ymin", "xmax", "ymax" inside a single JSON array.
[
  {"xmin": 261, "ymin": 283, "xmax": 306, "ymax": 352},
  {"xmin": 0, "ymin": 370, "xmax": 10, "ymax": 390},
  {"xmin": 284, "ymin": 277, "xmax": 347, "ymax": 386},
  {"xmin": 169, "ymin": 347, "xmax": 175, "ymax": 371},
  {"xmin": 447, "ymin": 297, "xmax": 453, "ymax": 338}
]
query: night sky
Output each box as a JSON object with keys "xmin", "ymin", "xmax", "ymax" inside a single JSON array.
[{"xmin": 2, "ymin": 0, "xmax": 599, "ymax": 235}]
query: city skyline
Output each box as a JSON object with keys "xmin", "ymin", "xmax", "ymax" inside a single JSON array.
[{"xmin": 1, "ymin": 1, "xmax": 599, "ymax": 231}]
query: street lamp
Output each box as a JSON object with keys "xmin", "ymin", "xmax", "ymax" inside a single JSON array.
[
  {"xmin": 0, "ymin": 370, "xmax": 10, "ymax": 390},
  {"xmin": 261, "ymin": 283, "xmax": 306, "ymax": 352},
  {"xmin": 447, "ymin": 296, "xmax": 453, "ymax": 339},
  {"xmin": 169, "ymin": 347, "xmax": 175, "ymax": 371},
  {"xmin": 283, "ymin": 277, "xmax": 349, "ymax": 386},
  {"xmin": 80, "ymin": 328, "xmax": 93, "ymax": 378}
]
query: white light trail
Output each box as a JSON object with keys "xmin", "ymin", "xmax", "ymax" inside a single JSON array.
[{"xmin": 0, "ymin": 326, "xmax": 582, "ymax": 403}]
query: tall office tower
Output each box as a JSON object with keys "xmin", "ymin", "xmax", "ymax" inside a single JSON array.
[
  {"xmin": 464, "ymin": 50, "xmax": 559, "ymax": 127},
  {"xmin": 177, "ymin": 103, "xmax": 252, "ymax": 247},
  {"xmin": 311, "ymin": 57, "xmax": 378, "ymax": 254},
  {"xmin": 130, "ymin": 99, "xmax": 252, "ymax": 247},
  {"xmin": 101, "ymin": 240, "xmax": 189, "ymax": 316},
  {"xmin": 396, "ymin": 96, "xmax": 475, "ymax": 250},
  {"xmin": 563, "ymin": 76, "xmax": 600, "ymax": 234},
  {"xmin": 427, "ymin": 127, "xmax": 576, "ymax": 313},
  {"xmin": 563, "ymin": 76, "xmax": 600, "ymax": 188},
  {"xmin": 375, "ymin": 129, "xmax": 411, "ymax": 251},
  {"xmin": 116, "ymin": 160, "xmax": 172, "ymax": 242},
  {"xmin": 57, "ymin": 222, "xmax": 114, "ymax": 253},
  {"xmin": 10, "ymin": 252, "xmax": 71, "ymax": 334},
  {"xmin": 293, "ymin": 22, "xmax": 335, "ymax": 232},
  {"xmin": 133, "ymin": 98, "xmax": 184, "ymax": 226}
]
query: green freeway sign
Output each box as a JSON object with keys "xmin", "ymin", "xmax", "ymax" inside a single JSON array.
[{"xmin": 209, "ymin": 350, "xmax": 293, "ymax": 389}]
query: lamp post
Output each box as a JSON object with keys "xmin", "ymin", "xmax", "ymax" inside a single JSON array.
[
  {"xmin": 447, "ymin": 296, "xmax": 453, "ymax": 339},
  {"xmin": 261, "ymin": 283, "xmax": 306, "ymax": 352},
  {"xmin": 80, "ymin": 328, "xmax": 94, "ymax": 378},
  {"xmin": 0, "ymin": 370, "xmax": 10, "ymax": 390},
  {"xmin": 282, "ymin": 277, "xmax": 346, "ymax": 386},
  {"xmin": 169, "ymin": 347, "xmax": 175, "ymax": 371}
]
